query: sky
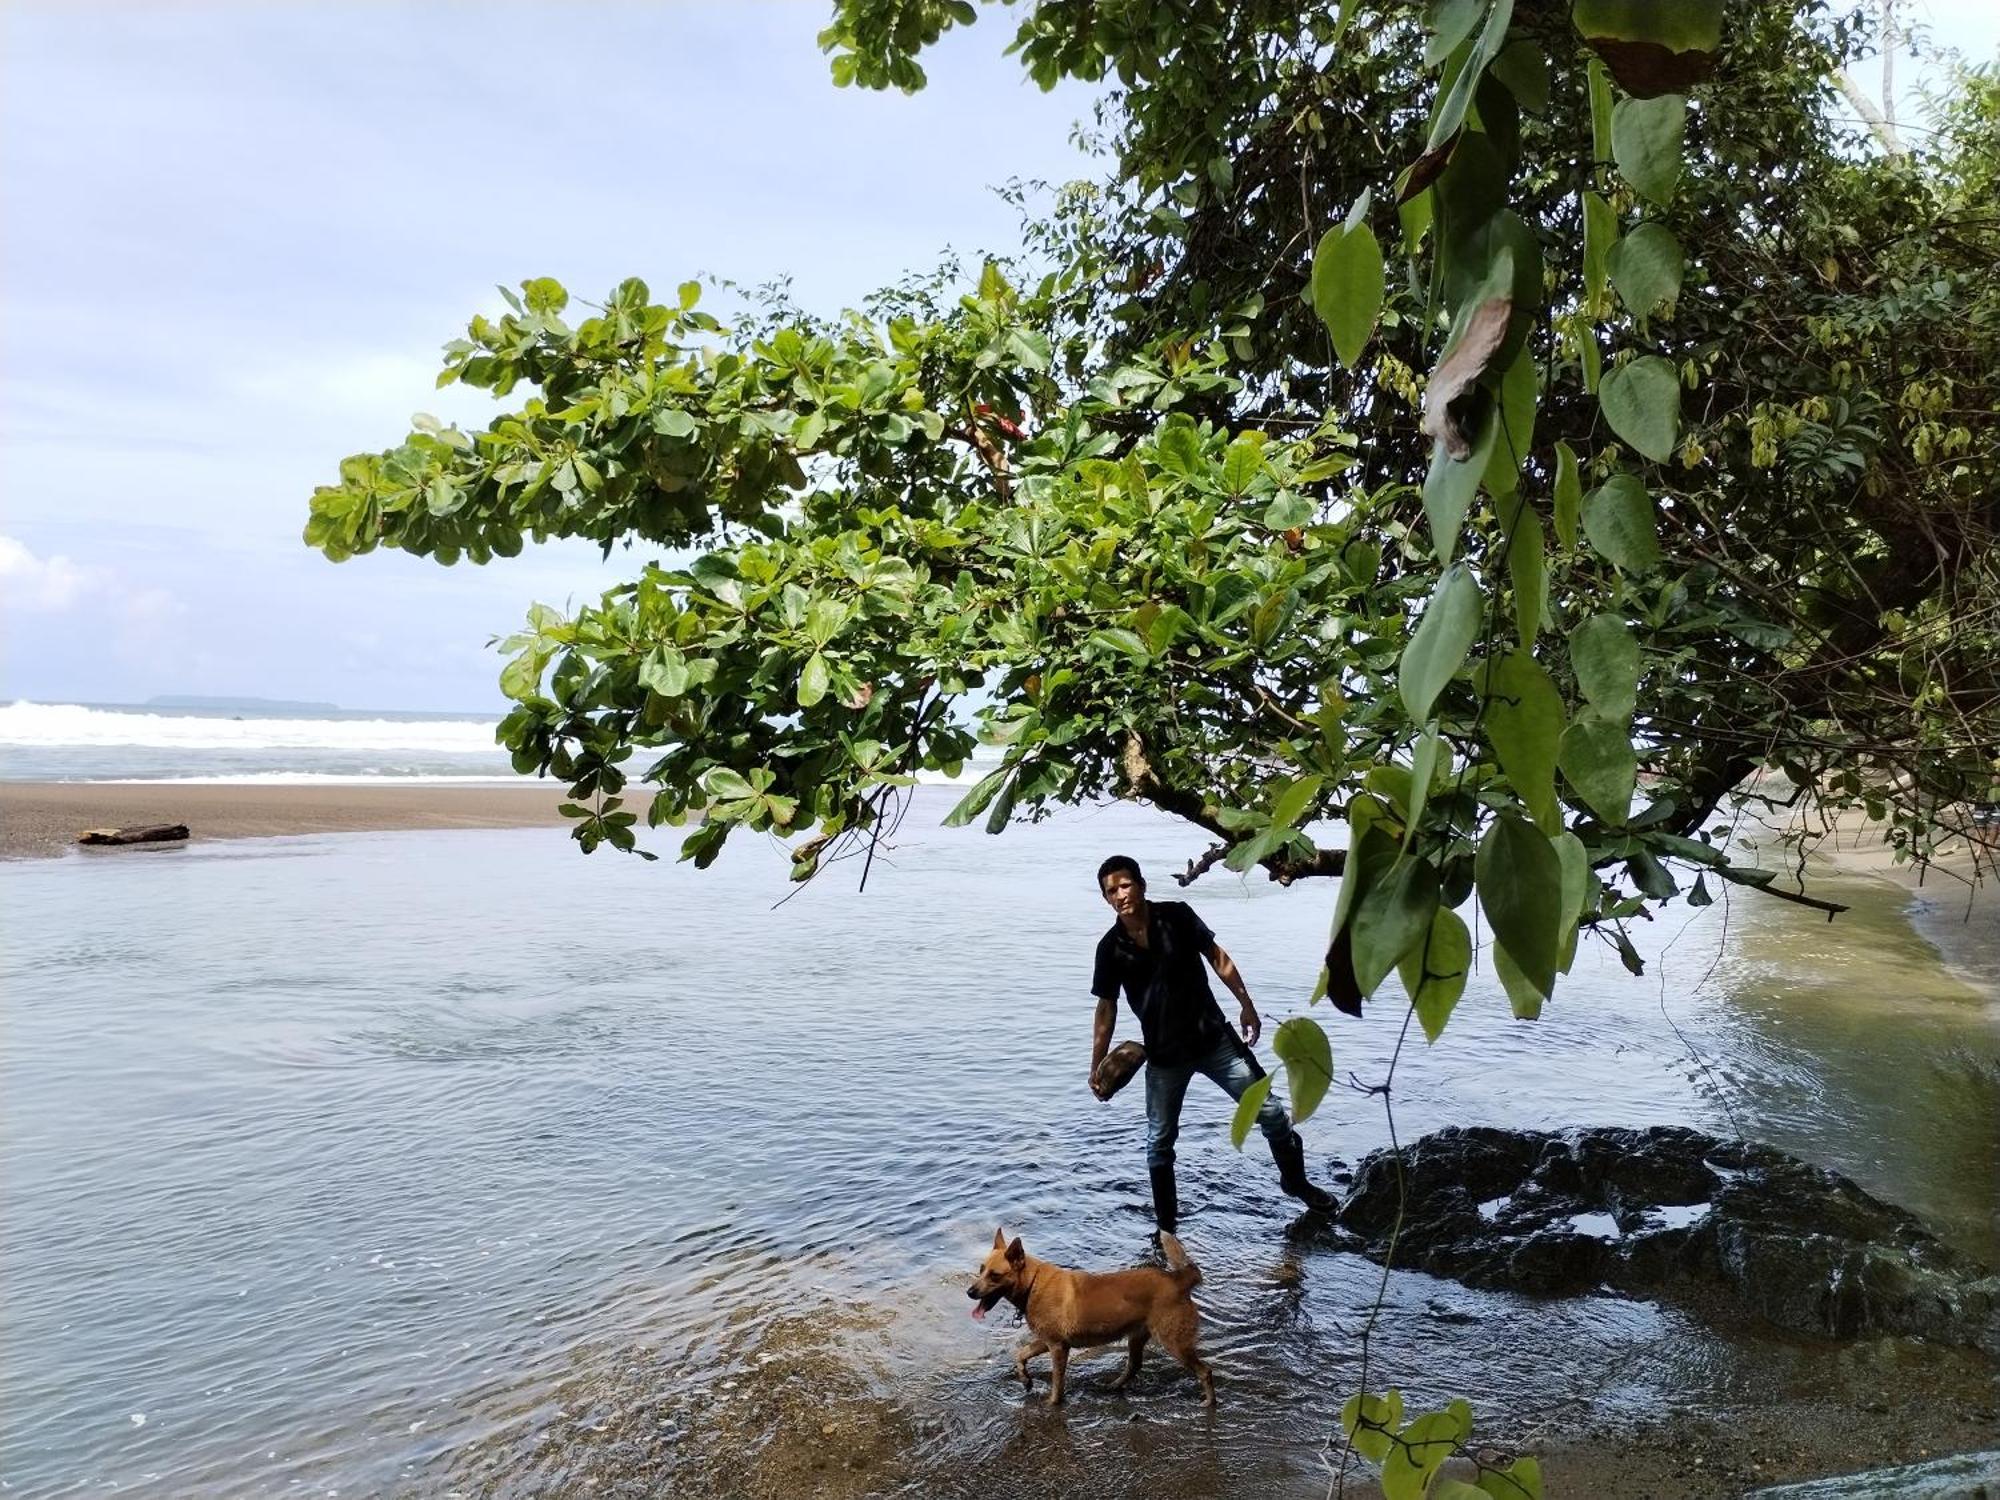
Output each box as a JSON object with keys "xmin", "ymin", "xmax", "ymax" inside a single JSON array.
[{"xmin": 3, "ymin": 2, "xmax": 1995, "ymax": 713}]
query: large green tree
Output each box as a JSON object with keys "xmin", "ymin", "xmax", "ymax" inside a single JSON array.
[{"xmin": 306, "ymin": 2, "xmax": 1996, "ymax": 1035}]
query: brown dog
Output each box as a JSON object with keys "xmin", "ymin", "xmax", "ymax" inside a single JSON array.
[{"xmin": 966, "ymin": 1227, "xmax": 1214, "ymax": 1406}]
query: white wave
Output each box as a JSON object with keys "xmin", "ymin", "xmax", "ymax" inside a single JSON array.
[
  {"xmin": 0, "ymin": 701, "xmax": 500, "ymax": 754},
  {"xmin": 84, "ymin": 773, "xmax": 536, "ymax": 786}
]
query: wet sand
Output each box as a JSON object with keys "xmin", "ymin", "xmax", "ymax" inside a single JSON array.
[{"xmin": 0, "ymin": 781, "xmax": 573, "ymax": 860}]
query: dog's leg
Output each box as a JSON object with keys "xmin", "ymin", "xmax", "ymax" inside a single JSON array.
[
  {"xmin": 1045, "ymin": 1342, "xmax": 1069, "ymax": 1407},
  {"xmin": 1109, "ymin": 1330, "xmax": 1146, "ymax": 1392},
  {"xmin": 1013, "ymin": 1337, "xmax": 1047, "ymax": 1393},
  {"xmin": 1151, "ymin": 1306, "xmax": 1216, "ymax": 1407}
]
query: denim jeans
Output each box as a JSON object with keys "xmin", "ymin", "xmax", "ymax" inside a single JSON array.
[{"xmin": 1143, "ymin": 1033, "xmax": 1298, "ymax": 1169}]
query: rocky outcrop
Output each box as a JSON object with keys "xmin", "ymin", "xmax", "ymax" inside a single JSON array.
[{"xmin": 1329, "ymin": 1125, "xmax": 2000, "ymax": 1352}]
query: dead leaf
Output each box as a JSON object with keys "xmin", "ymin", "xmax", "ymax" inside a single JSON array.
[{"xmin": 1421, "ymin": 296, "xmax": 1512, "ymax": 459}]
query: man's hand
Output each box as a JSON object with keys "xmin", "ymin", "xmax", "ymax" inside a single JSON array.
[
  {"xmin": 1088, "ymin": 1067, "xmax": 1110, "ymax": 1101},
  {"xmin": 1238, "ymin": 1002, "xmax": 1262, "ymax": 1046}
]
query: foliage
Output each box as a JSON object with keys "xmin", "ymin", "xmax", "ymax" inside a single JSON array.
[{"xmin": 306, "ymin": 4, "xmax": 1999, "ymax": 1056}]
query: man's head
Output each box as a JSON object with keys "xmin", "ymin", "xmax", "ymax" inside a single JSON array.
[{"xmin": 1098, "ymin": 854, "xmax": 1146, "ymax": 920}]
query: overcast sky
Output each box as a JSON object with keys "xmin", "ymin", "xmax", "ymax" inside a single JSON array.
[{"xmin": 4, "ymin": 2, "xmax": 1994, "ymax": 713}]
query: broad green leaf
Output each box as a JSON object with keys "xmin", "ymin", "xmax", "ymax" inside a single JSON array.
[
  {"xmin": 1351, "ymin": 854, "xmax": 1442, "ymax": 996},
  {"xmin": 1480, "ymin": 649, "xmax": 1564, "ymax": 835},
  {"xmin": 1424, "ymin": 0, "xmax": 1482, "ymax": 66},
  {"xmin": 1399, "ymin": 564, "xmax": 1482, "ymax": 721},
  {"xmin": 1552, "ymin": 440, "xmax": 1582, "ymax": 550},
  {"xmin": 1312, "ymin": 218, "xmax": 1386, "ymax": 368},
  {"xmin": 1492, "ymin": 936, "xmax": 1547, "ymax": 1018},
  {"xmin": 1270, "ymin": 772, "xmax": 1325, "ymax": 831},
  {"xmin": 943, "ymin": 762, "xmax": 1012, "ymax": 827},
  {"xmin": 703, "ymin": 767, "xmax": 755, "ymax": 802},
  {"xmin": 1490, "ymin": 37, "xmax": 1549, "ymax": 114},
  {"xmin": 1332, "ymin": 0, "xmax": 1363, "ymax": 44},
  {"xmin": 1475, "ymin": 813, "xmax": 1562, "ymax": 1000},
  {"xmin": 1221, "ymin": 436, "xmax": 1266, "ymax": 495},
  {"xmin": 1090, "ymin": 627, "xmax": 1151, "ymax": 658},
  {"xmin": 1571, "ymin": 612, "xmax": 1640, "ymax": 717},
  {"xmin": 805, "ymin": 597, "xmax": 850, "ymax": 646},
  {"xmin": 1399, "ymin": 904, "xmax": 1473, "ymax": 1042},
  {"xmin": 1422, "ymin": 402, "xmax": 1498, "ymax": 564},
  {"xmin": 1264, "ymin": 490, "xmax": 1314, "ymax": 529},
  {"xmin": 1554, "ymin": 829, "xmax": 1590, "ymax": 970},
  {"xmin": 1608, "ymin": 222, "xmax": 1684, "ymax": 318},
  {"xmin": 1581, "ymin": 472, "xmax": 1662, "ymax": 573},
  {"xmin": 1481, "ymin": 344, "xmax": 1538, "ymax": 499},
  {"xmin": 1502, "ymin": 492, "xmax": 1547, "ymax": 647},
  {"xmin": 1587, "ymin": 56, "xmax": 1615, "ymax": 159},
  {"xmin": 1272, "ymin": 1016, "xmax": 1333, "ymax": 1124},
  {"xmin": 1229, "ymin": 1073, "xmax": 1273, "ymax": 1149},
  {"xmin": 1340, "ymin": 1390, "xmax": 1404, "ymax": 1463},
  {"xmin": 1476, "ymin": 1456, "xmax": 1545, "ymax": 1500},
  {"xmin": 798, "ymin": 652, "xmax": 830, "ymax": 708},
  {"xmin": 1612, "ymin": 93, "xmax": 1687, "ymax": 206},
  {"xmin": 1599, "ymin": 355, "xmax": 1682, "ymax": 461},
  {"xmin": 1381, "ymin": 1410, "xmax": 1464, "ymax": 1500},
  {"xmin": 1559, "ymin": 712, "xmax": 1638, "ymax": 824},
  {"xmin": 1425, "ymin": 0, "xmax": 1517, "ymax": 153},
  {"xmin": 1581, "ymin": 190, "xmax": 1618, "ymax": 309},
  {"xmin": 1575, "ymin": 0, "xmax": 1723, "ymax": 95},
  {"xmin": 1628, "ymin": 848, "xmax": 1678, "ymax": 897},
  {"xmin": 1405, "ymin": 729, "xmax": 1444, "ymax": 847}
]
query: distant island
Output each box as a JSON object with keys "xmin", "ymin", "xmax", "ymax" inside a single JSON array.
[{"xmin": 146, "ymin": 695, "xmax": 342, "ymax": 713}]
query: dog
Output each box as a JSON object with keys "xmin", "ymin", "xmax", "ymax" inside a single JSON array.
[{"xmin": 966, "ymin": 1227, "xmax": 1214, "ymax": 1406}]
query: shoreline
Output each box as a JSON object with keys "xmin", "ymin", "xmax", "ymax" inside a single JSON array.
[{"xmin": 0, "ymin": 780, "xmax": 574, "ymax": 861}]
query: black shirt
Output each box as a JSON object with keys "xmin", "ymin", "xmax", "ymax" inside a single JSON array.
[{"xmin": 1091, "ymin": 901, "xmax": 1230, "ymax": 1067}]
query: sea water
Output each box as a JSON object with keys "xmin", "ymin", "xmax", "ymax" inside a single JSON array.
[{"xmin": 2, "ymin": 794, "xmax": 1994, "ymax": 1496}]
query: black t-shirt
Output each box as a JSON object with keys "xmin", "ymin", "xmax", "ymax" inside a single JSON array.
[{"xmin": 1091, "ymin": 900, "xmax": 1230, "ymax": 1067}]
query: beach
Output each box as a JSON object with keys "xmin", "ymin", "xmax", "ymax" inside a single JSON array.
[{"xmin": 0, "ymin": 781, "xmax": 572, "ymax": 861}]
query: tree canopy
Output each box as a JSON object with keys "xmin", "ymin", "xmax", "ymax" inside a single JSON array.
[{"xmin": 306, "ymin": 2, "xmax": 1998, "ymax": 1034}]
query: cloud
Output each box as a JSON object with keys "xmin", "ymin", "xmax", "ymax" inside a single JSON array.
[{"xmin": 0, "ymin": 534, "xmax": 102, "ymax": 611}]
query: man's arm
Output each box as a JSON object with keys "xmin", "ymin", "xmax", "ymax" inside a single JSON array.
[
  {"xmin": 1205, "ymin": 942, "xmax": 1262, "ymax": 1045},
  {"xmin": 1089, "ymin": 993, "xmax": 1117, "ymax": 1099}
]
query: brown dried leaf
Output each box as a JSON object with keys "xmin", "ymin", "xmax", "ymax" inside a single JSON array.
[
  {"xmin": 1585, "ymin": 39, "xmax": 1718, "ymax": 98},
  {"xmin": 1421, "ymin": 296, "xmax": 1512, "ymax": 459}
]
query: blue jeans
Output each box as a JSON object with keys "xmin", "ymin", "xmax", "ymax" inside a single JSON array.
[{"xmin": 1143, "ymin": 1034, "xmax": 1298, "ymax": 1169}]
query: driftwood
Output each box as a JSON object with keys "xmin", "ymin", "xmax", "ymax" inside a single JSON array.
[{"xmin": 77, "ymin": 824, "xmax": 190, "ymax": 847}]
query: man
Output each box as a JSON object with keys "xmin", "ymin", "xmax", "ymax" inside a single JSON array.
[{"xmin": 1088, "ymin": 854, "xmax": 1336, "ymax": 1233}]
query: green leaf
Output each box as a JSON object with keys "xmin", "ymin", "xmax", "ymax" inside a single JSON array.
[
  {"xmin": 1476, "ymin": 813, "xmax": 1562, "ymax": 1001},
  {"xmin": 1581, "ymin": 190, "xmax": 1618, "ymax": 310},
  {"xmin": 1351, "ymin": 855, "xmax": 1442, "ymax": 996},
  {"xmin": 1476, "ymin": 1456, "xmax": 1545, "ymax": 1500},
  {"xmin": 1090, "ymin": 627, "xmax": 1151, "ymax": 658},
  {"xmin": 1424, "ymin": 0, "xmax": 1483, "ymax": 66},
  {"xmin": 1222, "ymin": 436, "xmax": 1266, "ymax": 496},
  {"xmin": 1480, "ymin": 649, "xmax": 1565, "ymax": 834},
  {"xmin": 1571, "ymin": 613, "xmax": 1640, "ymax": 718},
  {"xmin": 1599, "ymin": 355, "xmax": 1682, "ymax": 462},
  {"xmin": 1399, "ymin": 564, "xmax": 1482, "ymax": 721},
  {"xmin": 1426, "ymin": 0, "xmax": 1518, "ymax": 153},
  {"xmin": 1608, "ymin": 221, "xmax": 1684, "ymax": 318},
  {"xmin": 1490, "ymin": 37, "xmax": 1550, "ymax": 114},
  {"xmin": 1263, "ymin": 491, "xmax": 1314, "ymax": 529},
  {"xmin": 1581, "ymin": 472, "xmax": 1662, "ymax": 573},
  {"xmin": 1502, "ymin": 493, "xmax": 1547, "ymax": 647},
  {"xmin": 1272, "ymin": 1016, "xmax": 1333, "ymax": 1124},
  {"xmin": 1612, "ymin": 93, "xmax": 1687, "ymax": 206},
  {"xmin": 1229, "ymin": 1073, "xmax": 1273, "ymax": 1149},
  {"xmin": 805, "ymin": 597, "xmax": 850, "ymax": 646},
  {"xmin": 704, "ymin": 767, "xmax": 755, "ymax": 802},
  {"xmin": 943, "ymin": 763, "xmax": 1012, "ymax": 827},
  {"xmin": 1552, "ymin": 440, "xmax": 1582, "ymax": 550},
  {"xmin": 1422, "ymin": 403, "xmax": 1498, "ymax": 565},
  {"xmin": 1492, "ymin": 936, "xmax": 1547, "ymax": 1019},
  {"xmin": 1575, "ymin": 0, "xmax": 1722, "ymax": 95},
  {"xmin": 1554, "ymin": 829, "xmax": 1590, "ymax": 970},
  {"xmin": 1399, "ymin": 904, "xmax": 1473, "ymax": 1042},
  {"xmin": 1312, "ymin": 217, "xmax": 1386, "ymax": 367},
  {"xmin": 1381, "ymin": 1410, "xmax": 1465, "ymax": 1500},
  {"xmin": 1435, "ymin": 1482, "xmax": 1493, "ymax": 1500},
  {"xmin": 1341, "ymin": 1390, "xmax": 1404, "ymax": 1463},
  {"xmin": 1271, "ymin": 773, "xmax": 1326, "ymax": 831},
  {"xmin": 1405, "ymin": 729, "xmax": 1444, "ymax": 847},
  {"xmin": 798, "ymin": 652, "xmax": 831, "ymax": 708},
  {"xmin": 1559, "ymin": 712, "xmax": 1638, "ymax": 824},
  {"xmin": 1481, "ymin": 344, "xmax": 1538, "ymax": 499},
  {"xmin": 1627, "ymin": 848, "xmax": 1678, "ymax": 898}
]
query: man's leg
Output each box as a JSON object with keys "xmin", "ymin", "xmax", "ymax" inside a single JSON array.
[
  {"xmin": 1198, "ymin": 1037, "xmax": 1337, "ymax": 1211},
  {"xmin": 1143, "ymin": 1060, "xmax": 1193, "ymax": 1232}
]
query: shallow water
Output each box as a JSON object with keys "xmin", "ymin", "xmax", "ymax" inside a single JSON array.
[{"xmin": 2, "ymin": 792, "xmax": 1995, "ymax": 1496}]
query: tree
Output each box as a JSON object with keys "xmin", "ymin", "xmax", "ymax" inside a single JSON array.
[{"xmin": 307, "ymin": 5, "xmax": 1994, "ymax": 1023}]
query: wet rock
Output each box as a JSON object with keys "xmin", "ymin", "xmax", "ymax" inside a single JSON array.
[
  {"xmin": 1742, "ymin": 1448, "xmax": 2000, "ymax": 1497},
  {"xmin": 1332, "ymin": 1126, "xmax": 2000, "ymax": 1352},
  {"xmin": 78, "ymin": 823, "xmax": 189, "ymax": 847}
]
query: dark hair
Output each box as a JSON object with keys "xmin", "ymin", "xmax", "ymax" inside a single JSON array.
[{"xmin": 1097, "ymin": 855, "xmax": 1144, "ymax": 889}]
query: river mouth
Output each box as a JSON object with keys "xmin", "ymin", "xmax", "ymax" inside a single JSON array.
[{"xmin": 3, "ymin": 793, "xmax": 1995, "ymax": 1495}]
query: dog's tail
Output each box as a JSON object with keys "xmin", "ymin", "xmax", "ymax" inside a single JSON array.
[{"xmin": 1159, "ymin": 1232, "xmax": 1202, "ymax": 1290}]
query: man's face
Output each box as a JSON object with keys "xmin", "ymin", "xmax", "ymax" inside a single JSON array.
[{"xmin": 1101, "ymin": 870, "xmax": 1146, "ymax": 920}]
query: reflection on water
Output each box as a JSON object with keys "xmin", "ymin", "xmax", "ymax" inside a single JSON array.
[{"xmin": 1, "ymin": 792, "xmax": 1994, "ymax": 1496}]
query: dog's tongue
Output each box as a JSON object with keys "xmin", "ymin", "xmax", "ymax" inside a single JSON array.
[{"xmin": 970, "ymin": 1305, "xmax": 987, "ymax": 1322}]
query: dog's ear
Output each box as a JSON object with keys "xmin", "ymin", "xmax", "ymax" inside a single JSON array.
[
  {"xmin": 1005, "ymin": 1236, "xmax": 1025, "ymax": 1264},
  {"xmin": 992, "ymin": 1226, "xmax": 1007, "ymax": 1250}
]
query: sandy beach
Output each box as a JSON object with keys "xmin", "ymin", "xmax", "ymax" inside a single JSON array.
[{"xmin": 0, "ymin": 781, "xmax": 574, "ymax": 861}]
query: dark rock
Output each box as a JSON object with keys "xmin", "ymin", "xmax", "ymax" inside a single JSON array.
[
  {"xmin": 1329, "ymin": 1125, "xmax": 2000, "ymax": 1352},
  {"xmin": 77, "ymin": 823, "xmax": 189, "ymax": 847}
]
